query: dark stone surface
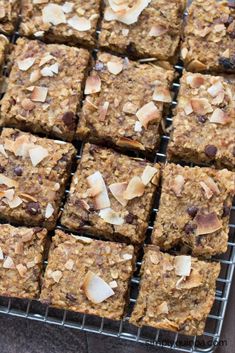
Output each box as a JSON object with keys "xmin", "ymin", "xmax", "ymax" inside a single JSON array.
[{"xmin": 0, "ymin": 276, "xmax": 234, "ymax": 353}]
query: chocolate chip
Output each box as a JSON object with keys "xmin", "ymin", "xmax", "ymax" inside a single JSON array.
[
  {"xmin": 125, "ymin": 213, "xmax": 137, "ymax": 224},
  {"xmin": 187, "ymin": 206, "xmax": 199, "ymax": 218},
  {"xmin": 62, "ymin": 111, "xmax": 76, "ymax": 131},
  {"xmin": 204, "ymin": 144, "xmax": 217, "ymax": 158},
  {"xmin": 26, "ymin": 202, "xmax": 40, "ymax": 215},
  {"xmin": 66, "ymin": 293, "xmax": 77, "ymax": 302},
  {"xmin": 218, "ymin": 57, "xmax": 235, "ymax": 70},
  {"xmin": 0, "ymin": 165, "xmax": 5, "ymax": 173},
  {"xmin": 225, "ymin": 15, "xmax": 234, "ymax": 26},
  {"xmin": 229, "ymin": 31, "xmax": 235, "ymax": 39},
  {"xmin": 222, "ymin": 205, "xmax": 231, "ymax": 217},
  {"xmin": 197, "ymin": 115, "xmax": 207, "ymax": 123},
  {"xmin": 184, "ymin": 222, "xmax": 196, "ymax": 234},
  {"xmin": 14, "ymin": 166, "xmax": 23, "ymax": 176}
]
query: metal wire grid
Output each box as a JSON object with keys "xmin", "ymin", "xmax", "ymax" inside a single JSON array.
[{"xmin": 0, "ymin": 15, "xmax": 235, "ymax": 353}]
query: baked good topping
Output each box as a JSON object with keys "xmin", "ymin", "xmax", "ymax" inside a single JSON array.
[{"xmin": 83, "ymin": 270, "xmax": 115, "ymax": 304}]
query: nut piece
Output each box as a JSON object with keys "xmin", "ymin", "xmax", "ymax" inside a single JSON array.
[
  {"xmin": 84, "ymin": 76, "xmax": 101, "ymax": 95},
  {"xmin": 156, "ymin": 301, "xmax": 169, "ymax": 314},
  {"xmin": 195, "ymin": 212, "xmax": 222, "ymax": 235},
  {"xmin": 175, "ymin": 255, "xmax": 191, "ymax": 277},
  {"xmin": 171, "ymin": 174, "xmax": 185, "ymax": 197},
  {"xmin": 82, "ymin": 270, "xmax": 115, "ymax": 304},
  {"xmin": 109, "ymin": 182, "xmax": 128, "ymax": 206},
  {"xmin": 123, "ymin": 176, "xmax": 145, "ymax": 200},
  {"xmin": 99, "ymin": 208, "xmax": 124, "ymax": 225}
]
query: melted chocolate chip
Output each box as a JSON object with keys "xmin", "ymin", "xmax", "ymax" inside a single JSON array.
[
  {"xmin": 222, "ymin": 205, "xmax": 231, "ymax": 217},
  {"xmin": 14, "ymin": 166, "xmax": 23, "ymax": 176},
  {"xmin": 26, "ymin": 202, "xmax": 40, "ymax": 215},
  {"xmin": 204, "ymin": 144, "xmax": 217, "ymax": 158},
  {"xmin": 187, "ymin": 206, "xmax": 199, "ymax": 218},
  {"xmin": 0, "ymin": 165, "xmax": 5, "ymax": 173},
  {"xmin": 197, "ymin": 115, "xmax": 207, "ymax": 123},
  {"xmin": 184, "ymin": 222, "xmax": 196, "ymax": 234},
  {"xmin": 66, "ymin": 293, "xmax": 77, "ymax": 302},
  {"xmin": 62, "ymin": 111, "xmax": 76, "ymax": 131},
  {"xmin": 218, "ymin": 57, "xmax": 235, "ymax": 70},
  {"xmin": 125, "ymin": 213, "xmax": 137, "ymax": 224}
]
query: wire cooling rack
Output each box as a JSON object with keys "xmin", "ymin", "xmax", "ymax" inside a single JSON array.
[{"xmin": 0, "ymin": 9, "xmax": 235, "ymax": 353}]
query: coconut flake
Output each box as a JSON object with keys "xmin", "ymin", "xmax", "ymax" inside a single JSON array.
[
  {"xmin": 67, "ymin": 16, "xmax": 91, "ymax": 31},
  {"xmin": 99, "ymin": 101, "xmax": 109, "ymax": 121},
  {"xmin": 0, "ymin": 144, "xmax": 8, "ymax": 158},
  {"xmin": 87, "ymin": 171, "xmax": 110, "ymax": 209},
  {"xmin": 30, "ymin": 86, "xmax": 48, "ymax": 102},
  {"xmin": 0, "ymin": 247, "xmax": 3, "ymax": 260},
  {"xmin": 156, "ymin": 301, "xmax": 169, "ymax": 314},
  {"xmin": 171, "ymin": 174, "xmax": 185, "ymax": 197},
  {"xmin": 42, "ymin": 4, "xmax": 66, "ymax": 26},
  {"xmin": 39, "ymin": 54, "xmax": 55, "ymax": 67},
  {"xmin": 183, "ymin": 100, "xmax": 193, "ymax": 115},
  {"xmin": 34, "ymin": 31, "xmax": 45, "ymax": 37},
  {"xmin": 186, "ymin": 74, "xmax": 205, "ymax": 88},
  {"xmin": 195, "ymin": 212, "xmax": 222, "ymax": 235},
  {"xmin": 200, "ymin": 181, "xmax": 213, "ymax": 199},
  {"xmin": 3, "ymin": 256, "xmax": 15, "ymax": 269},
  {"xmin": 45, "ymin": 203, "xmax": 54, "ymax": 218},
  {"xmin": 109, "ymin": 182, "xmax": 128, "ymax": 206},
  {"xmin": 29, "ymin": 145, "xmax": 49, "ymax": 166},
  {"xmin": 41, "ymin": 63, "xmax": 59, "ymax": 77},
  {"xmin": 191, "ymin": 98, "xmax": 213, "ymax": 115},
  {"xmin": 64, "ymin": 259, "xmax": 74, "ymax": 270},
  {"xmin": 136, "ymin": 101, "xmax": 160, "ymax": 129},
  {"xmin": 153, "ymin": 86, "xmax": 172, "ymax": 103},
  {"xmin": 51, "ymin": 270, "xmax": 63, "ymax": 283},
  {"xmin": 84, "ymin": 75, "xmax": 101, "ymax": 95},
  {"xmin": 109, "ymin": 280, "xmax": 118, "ymax": 288},
  {"xmin": 123, "ymin": 176, "xmax": 145, "ymax": 200},
  {"xmin": 99, "ymin": 208, "xmax": 124, "ymax": 225},
  {"xmin": 134, "ymin": 121, "xmax": 142, "ymax": 132},
  {"xmin": 149, "ymin": 24, "xmax": 168, "ymax": 37},
  {"xmin": 123, "ymin": 102, "xmax": 138, "ymax": 114},
  {"xmin": 16, "ymin": 264, "xmax": 27, "ymax": 277},
  {"xmin": 141, "ymin": 165, "xmax": 158, "ymax": 186},
  {"xmin": 17, "ymin": 57, "xmax": 35, "ymax": 71},
  {"xmin": 122, "ymin": 253, "xmax": 133, "ymax": 261},
  {"xmin": 62, "ymin": 2, "xmax": 74, "ymax": 13},
  {"xmin": 175, "ymin": 255, "xmax": 191, "ymax": 277},
  {"xmin": 83, "ymin": 271, "xmax": 115, "ymax": 304},
  {"xmin": 209, "ymin": 108, "xmax": 230, "ymax": 125},
  {"xmin": 107, "ymin": 61, "xmax": 123, "ymax": 75},
  {"xmin": 207, "ymin": 81, "xmax": 224, "ymax": 97},
  {"xmin": 0, "ymin": 174, "xmax": 18, "ymax": 188}
]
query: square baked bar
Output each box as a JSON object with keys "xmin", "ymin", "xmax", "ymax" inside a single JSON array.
[
  {"xmin": 181, "ymin": 0, "xmax": 235, "ymax": 73},
  {"xmin": 77, "ymin": 52, "xmax": 174, "ymax": 154},
  {"xmin": 99, "ymin": 0, "xmax": 186, "ymax": 61},
  {"xmin": 0, "ymin": 0, "xmax": 20, "ymax": 34},
  {"xmin": 130, "ymin": 247, "xmax": 220, "ymax": 336},
  {"xmin": 167, "ymin": 71, "xmax": 235, "ymax": 170},
  {"xmin": 0, "ymin": 128, "xmax": 76, "ymax": 229},
  {"xmin": 0, "ymin": 224, "xmax": 47, "ymax": 299},
  {"xmin": 40, "ymin": 230, "xmax": 135, "ymax": 320},
  {"xmin": 0, "ymin": 38, "xmax": 90, "ymax": 141},
  {"xmin": 20, "ymin": 0, "xmax": 101, "ymax": 47},
  {"xmin": 61, "ymin": 143, "xmax": 160, "ymax": 244},
  {"xmin": 151, "ymin": 164, "xmax": 235, "ymax": 257}
]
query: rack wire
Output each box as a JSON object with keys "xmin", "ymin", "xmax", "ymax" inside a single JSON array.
[{"xmin": 0, "ymin": 7, "xmax": 235, "ymax": 353}]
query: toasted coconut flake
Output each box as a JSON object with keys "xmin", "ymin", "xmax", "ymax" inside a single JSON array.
[
  {"xmin": 6, "ymin": 196, "xmax": 23, "ymax": 209},
  {"xmin": 176, "ymin": 269, "xmax": 203, "ymax": 290},
  {"xmin": 18, "ymin": 193, "xmax": 37, "ymax": 203},
  {"xmin": 186, "ymin": 74, "xmax": 205, "ymax": 88},
  {"xmin": 42, "ymin": 4, "xmax": 66, "ymax": 25},
  {"xmin": 16, "ymin": 264, "xmax": 27, "ymax": 277},
  {"xmin": 65, "ymin": 259, "xmax": 74, "ymax": 270},
  {"xmin": 105, "ymin": 0, "xmax": 151, "ymax": 25},
  {"xmin": 99, "ymin": 101, "xmax": 109, "ymax": 120},
  {"xmin": 175, "ymin": 255, "xmax": 191, "ymax": 277},
  {"xmin": 136, "ymin": 101, "xmax": 160, "ymax": 129},
  {"xmin": 156, "ymin": 301, "xmax": 169, "ymax": 314},
  {"xmin": 209, "ymin": 108, "xmax": 230, "ymax": 125},
  {"xmin": 107, "ymin": 60, "xmax": 123, "ymax": 75},
  {"xmin": 29, "ymin": 145, "xmax": 49, "ymax": 166},
  {"xmin": 99, "ymin": 208, "xmax": 124, "ymax": 225},
  {"xmin": 87, "ymin": 171, "xmax": 110, "ymax": 210},
  {"xmin": 17, "ymin": 57, "xmax": 35, "ymax": 71},
  {"xmin": 200, "ymin": 181, "xmax": 213, "ymax": 199},
  {"xmin": 51, "ymin": 270, "xmax": 63, "ymax": 283},
  {"xmin": 195, "ymin": 212, "xmax": 222, "ymax": 235},
  {"xmin": 45, "ymin": 203, "xmax": 54, "ymax": 218},
  {"xmin": 21, "ymin": 98, "xmax": 35, "ymax": 111},
  {"xmin": 39, "ymin": 54, "xmax": 55, "ymax": 67},
  {"xmin": 187, "ymin": 59, "xmax": 207, "ymax": 71},
  {"xmin": 123, "ymin": 102, "xmax": 138, "ymax": 114},
  {"xmin": 83, "ymin": 271, "xmax": 115, "ymax": 304},
  {"xmin": 0, "ymin": 174, "xmax": 18, "ymax": 188},
  {"xmin": 171, "ymin": 174, "xmax": 185, "ymax": 197},
  {"xmin": 191, "ymin": 98, "xmax": 213, "ymax": 115},
  {"xmin": 134, "ymin": 121, "xmax": 142, "ymax": 132},
  {"xmin": 30, "ymin": 70, "xmax": 41, "ymax": 83},
  {"xmin": 30, "ymin": 86, "xmax": 48, "ymax": 102},
  {"xmin": 3, "ymin": 256, "xmax": 15, "ymax": 269},
  {"xmin": 183, "ymin": 100, "xmax": 193, "ymax": 115},
  {"xmin": 84, "ymin": 75, "xmax": 101, "ymax": 95},
  {"xmin": 212, "ymin": 91, "xmax": 225, "ymax": 105},
  {"xmin": 204, "ymin": 177, "xmax": 220, "ymax": 195},
  {"xmin": 123, "ymin": 176, "xmax": 145, "ymax": 200},
  {"xmin": 153, "ymin": 86, "xmax": 171, "ymax": 103},
  {"xmin": 109, "ymin": 182, "xmax": 128, "ymax": 206},
  {"xmin": 207, "ymin": 81, "xmax": 224, "ymax": 97},
  {"xmin": 141, "ymin": 165, "xmax": 158, "ymax": 186},
  {"xmin": 149, "ymin": 24, "xmax": 168, "ymax": 37},
  {"xmin": 0, "ymin": 144, "xmax": 8, "ymax": 158},
  {"xmin": 117, "ymin": 137, "xmax": 145, "ymax": 150},
  {"xmin": 62, "ymin": 2, "xmax": 74, "ymax": 13},
  {"xmin": 4, "ymin": 189, "xmax": 15, "ymax": 201},
  {"xmin": 68, "ymin": 16, "xmax": 91, "ymax": 31}
]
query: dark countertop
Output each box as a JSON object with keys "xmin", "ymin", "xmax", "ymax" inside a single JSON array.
[{"xmin": 0, "ymin": 276, "xmax": 234, "ymax": 353}]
